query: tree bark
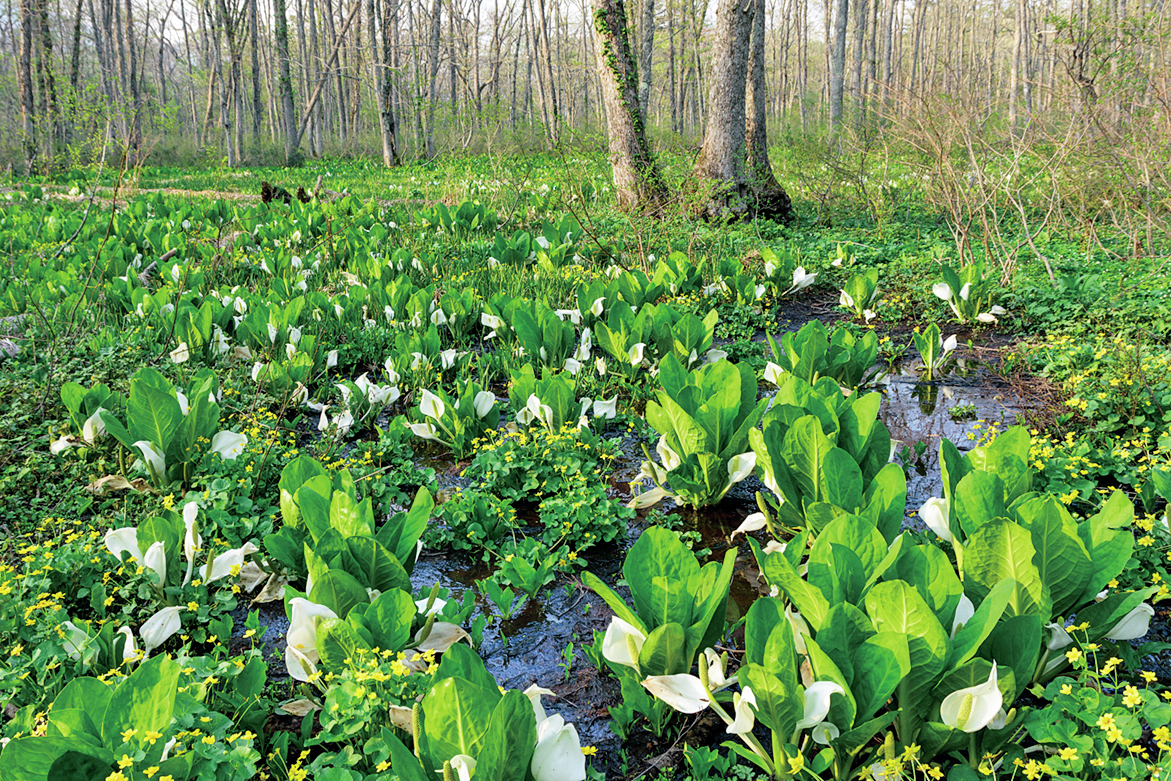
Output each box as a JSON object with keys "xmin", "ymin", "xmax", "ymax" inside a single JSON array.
[
  {"xmin": 745, "ymin": 0, "xmax": 794, "ymax": 221},
  {"xmin": 829, "ymin": 0, "xmax": 848, "ymax": 124},
  {"xmin": 273, "ymin": 0, "xmax": 298, "ymax": 162},
  {"xmin": 590, "ymin": 0, "xmax": 668, "ymax": 210},
  {"xmin": 693, "ymin": 0, "xmax": 753, "ymax": 219},
  {"xmin": 19, "ymin": 0, "xmax": 38, "ymax": 173}
]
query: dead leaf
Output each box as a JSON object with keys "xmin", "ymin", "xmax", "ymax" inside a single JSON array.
[
  {"xmin": 387, "ymin": 705, "xmax": 413, "ymax": 731},
  {"xmin": 86, "ymin": 475, "xmax": 152, "ymax": 495},
  {"xmin": 277, "ymin": 699, "xmax": 320, "ymax": 717},
  {"xmin": 414, "ymin": 622, "xmax": 472, "ymax": 654},
  {"xmin": 252, "ymin": 572, "xmax": 291, "ymax": 604}
]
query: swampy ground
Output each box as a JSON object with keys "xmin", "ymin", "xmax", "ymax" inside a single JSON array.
[{"xmin": 2, "ymin": 154, "xmax": 1171, "ymax": 780}]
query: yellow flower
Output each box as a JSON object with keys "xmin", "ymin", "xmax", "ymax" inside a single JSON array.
[
  {"xmin": 1065, "ymin": 648, "xmax": 1083, "ymax": 664},
  {"xmin": 143, "ymin": 768, "xmax": 159, "ymax": 778},
  {"xmin": 1123, "ymin": 685, "xmax": 1142, "ymax": 708},
  {"xmin": 376, "ymin": 762, "xmax": 390, "ymax": 772},
  {"xmin": 1060, "ymin": 684, "xmax": 1073, "ymax": 695},
  {"xmin": 1058, "ymin": 747, "xmax": 1078, "ymax": 761},
  {"xmin": 187, "ymin": 602, "xmax": 199, "ymax": 612},
  {"xmin": 787, "ymin": 754, "xmax": 805, "ymax": 774},
  {"xmin": 117, "ymin": 755, "xmax": 134, "ymax": 769},
  {"xmin": 120, "ymin": 729, "xmax": 137, "ymax": 743},
  {"xmin": 1143, "ymin": 671, "xmax": 1158, "ymax": 684},
  {"xmin": 9, "ymin": 643, "xmax": 22, "ymax": 657},
  {"xmin": 581, "ymin": 746, "xmax": 597, "ymax": 756},
  {"xmin": 202, "ymin": 735, "xmax": 215, "ymax": 745},
  {"xmin": 1097, "ymin": 712, "xmax": 1116, "ymax": 730}
]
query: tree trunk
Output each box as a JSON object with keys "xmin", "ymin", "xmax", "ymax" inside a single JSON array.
[
  {"xmin": 693, "ymin": 0, "xmax": 753, "ymax": 219},
  {"xmin": 829, "ymin": 0, "xmax": 848, "ymax": 124},
  {"xmin": 745, "ymin": 0, "xmax": 794, "ymax": 221},
  {"xmin": 19, "ymin": 0, "xmax": 38, "ymax": 173},
  {"xmin": 638, "ymin": 0, "xmax": 654, "ymax": 121},
  {"xmin": 371, "ymin": 0, "xmax": 399, "ymax": 164},
  {"xmin": 591, "ymin": 0, "xmax": 669, "ymax": 210},
  {"xmin": 273, "ymin": 0, "xmax": 298, "ymax": 162},
  {"xmin": 250, "ymin": 0, "xmax": 262, "ymax": 148},
  {"xmin": 124, "ymin": 0, "xmax": 141, "ymax": 155}
]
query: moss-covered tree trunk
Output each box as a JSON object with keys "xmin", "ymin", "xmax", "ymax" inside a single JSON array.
[
  {"xmin": 591, "ymin": 0, "xmax": 670, "ymax": 211},
  {"xmin": 693, "ymin": 0, "xmax": 754, "ymax": 220},
  {"xmin": 745, "ymin": 0, "xmax": 794, "ymax": 222}
]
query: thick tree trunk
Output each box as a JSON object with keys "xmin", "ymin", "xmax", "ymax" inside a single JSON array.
[
  {"xmin": 693, "ymin": 0, "xmax": 753, "ymax": 219},
  {"xmin": 745, "ymin": 0, "xmax": 794, "ymax": 221},
  {"xmin": 370, "ymin": 0, "xmax": 399, "ymax": 165},
  {"xmin": 590, "ymin": 0, "xmax": 669, "ymax": 210},
  {"xmin": 638, "ymin": 0, "xmax": 654, "ymax": 121}
]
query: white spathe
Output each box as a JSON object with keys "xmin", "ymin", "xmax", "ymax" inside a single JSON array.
[
  {"xmin": 1106, "ymin": 603, "xmax": 1154, "ymax": 641},
  {"xmin": 601, "ymin": 616, "xmax": 646, "ymax": 669},
  {"xmin": 140, "ymin": 606, "xmax": 184, "ymax": 655},
  {"xmin": 727, "ymin": 687, "xmax": 757, "ymax": 734},
  {"xmin": 524, "ymin": 684, "xmax": 555, "ymax": 724},
  {"xmin": 797, "ymin": 681, "xmax": 845, "ymax": 729},
  {"xmin": 918, "ymin": 497, "xmax": 953, "ymax": 543},
  {"xmin": 210, "ymin": 431, "xmax": 248, "ymax": 461},
  {"xmin": 939, "ymin": 662, "xmax": 1003, "ymax": 733},
  {"xmin": 642, "ymin": 674, "xmax": 711, "ymax": 713},
  {"xmin": 285, "ymin": 598, "xmax": 339, "ymax": 681},
  {"xmin": 531, "ymin": 714, "xmax": 587, "ymax": 781},
  {"xmin": 419, "ymin": 389, "xmax": 446, "ymax": 420}
]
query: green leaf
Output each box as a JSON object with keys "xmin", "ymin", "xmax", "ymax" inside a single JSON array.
[
  {"xmin": 279, "ymin": 456, "xmax": 328, "ymax": 529},
  {"xmin": 297, "ymin": 476, "xmax": 334, "ymax": 544},
  {"xmin": 740, "ymin": 663, "xmax": 798, "ymax": 736},
  {"xmin": 309, "ymin": 570, "xmax": 370, "ymax": 618},
  {"xmin": 422, "ymin": 676, "xmax": 499, "ymax": 769},
  {"xmin": 475, "ymin": 691, "xmax": 538, "ymax": 781},
  {"xmin": 341, "ymin": 537, "xmax": 411, "ymax": 594},
  {"xmin": 784, "ymin": 416, "xmax": 835, "ymax": 503},
  {"xmin": 639, "ymin": 623, "xmax": 689, "ymax": 677},
  {"xmin": 851, "ymin": 633, "xmax": 911, "ymax": 722},
  {"xmin": 750, "ymin": 538, "xmax": 830, "ymax": 630},
  {"xmin": 51, "ymin": 678, "xmax": 111, "ymax": 731},
  {"xmin": 864, "ymin": 581, "xmax": 949, "ymax": 740},
  {"xmin": 963, "ymin": 519, "xmax": 1051, "ymax": 619},
  {"xmin": 892, "ymin": 544, "xmax": 963, "ymax": 627},
  {"xmin": 366, "ymin": 589, "xmax": 416, "ymax": 652},
  {"xmin": 316, "ymin": 617, "xmax": 373, "ymax": 670},
  {"xmin": 953, "ymin": 471, "xmax": 1006, "ymax": 538},
  {"xmin": 127, "ymin": 377, "xmax": 183, "ymax": 453},
  {"xmin": 624, "ymin": 526, "xmax": 700, "ymax": 630},
  {"xmin": 744, "ymin": 597, "xmax": 786, "ymax": 668},
  {"xmin": 949, "ymin": 579, "xmax": 1015, "ymax": 668},
  {"xmin": 331, "ymin": 492, "xmax": 375, "ymax": 538},
  {"xmin": 0, "ymin": 737, "xmax": 113, "ymax": 781},
  {"xmin": 978, "ymin": 615, "xmax": 1038, "ymax": 702},
  {"xmin": 100, "ymin": 654, "xmax": 180, "ymax": 748},
  {"xmin": 1012, "ymin": 495, "xmax": 1092, "ymax": 616},
  {"xmin": 805, "ymin": 636, "xmax": 857, "ymax": 730}
]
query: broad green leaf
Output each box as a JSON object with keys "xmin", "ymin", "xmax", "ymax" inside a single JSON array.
[
  {"xmin": 51, "ymin": 678, "xmax": 111, "ymax": 730},
  {"xmin": 963, "ymin": 519, "xmax": 1051, "ymax": 619},
  {"xmin": 954, "ymin": 471, "xmax": 1006, "ymax": 538},
  {"xmin": 744, "ymin": 597, "xmax": 786, "ymax": 667},
  {"xmin": 624, "ymin": 527, "xmax": 700, "ymax": 630},
  {"xmin": 317, "ymin": 617, "xmax": 373, "ymax": 670},
  {"xmin": 639, "ymin": 622, "xmax": 689, "ymax": 677},
  {"xmin": 949, "ymin": 578, "xmax": 1015, "ymax": 668},
  {"xmin": 892, "ymin": 544, "xmax": 962, "ymax": 627},
  {"xmin": 784, "ymin": 416, "xmax": 834, "ymax": 503},
  {"xmin": 127, "ymin": 378, "xmax": 183, "ymax": 453},
  {"xmin": 750, "ymin": 538, "xmax": 830, "ymax": 630},
  {"xmin": 739, "ymin": 663, "xmax": 798, "ymax": 736},
  {"xmin": 100, "ymin": 654, "xmax": 180, "ymax": 748},
  {"xmin": 851, "ymin": 633, "xmax": 910, "ymax": 722},
  {"xmin": 820, "ymin": 448, "xmax": 863, "ymax": 511},
  {"xmin": 297, "ymin": 476, "xmax": 334, "ymax": 544},
  {"xmin": 816, "ymin": 603, "xmax": 876, "ymax": 682},
  {"xmin": 423, "ymin": 675, "xmax": 498, "ymax": 770},
  {"xmin": 366, "ymin": 589, "xmax": 415, "ymax": 652},
  {"xmin": 864, "ymin": 580, "xmax": 949, "ymax": 740},
  {"xmin": 330, "ymin": 492, "xmax": 375, "ymax": 538},
  {"xmin": 308, "ymin": 569, "xmax": 369, "ymax": 618},
  {"xmin": 805, "ymin": 636, "xmax": 857, "ymax": 730},
  {"xmin": 0, "ymin": 737, "xmax": 113, "ymax": 781},
  {"xmin": 1013, "ymin": 495, "xmax": 1092, "ymax": 616},
  {"xmin": 342, "ymin": 537, "xmax": 411, "ymax": 594},
  {"xmin": 475, "ymin": 691, "xmax": 538, "ymax": 781},
  {"xmin": 279, "ymin": 456, "xmax": 328, "ymax": 528}
]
